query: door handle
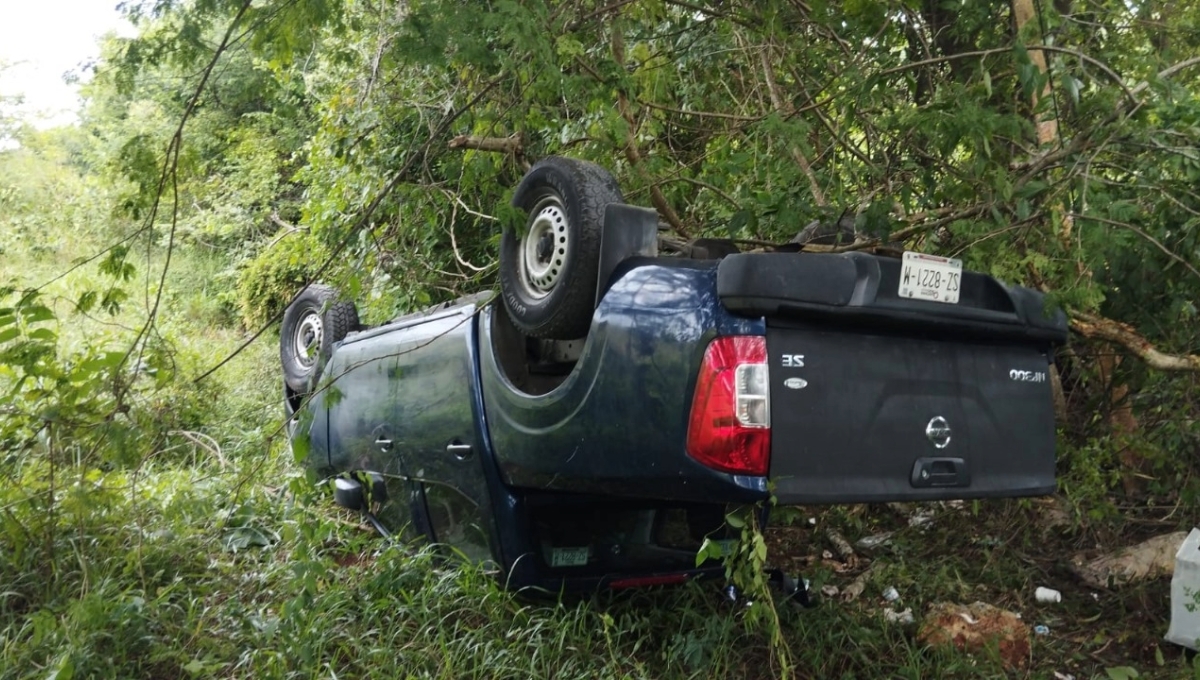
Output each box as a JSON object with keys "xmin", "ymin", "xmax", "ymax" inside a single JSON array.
[{"xmin": 446, "ymin": 442, "xmax": 473, "ymax": 460}]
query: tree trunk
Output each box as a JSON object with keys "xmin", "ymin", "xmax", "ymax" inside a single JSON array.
[{"xmin": 1011, "ymin": 0, "xmax": 1058, "ymax": 145}]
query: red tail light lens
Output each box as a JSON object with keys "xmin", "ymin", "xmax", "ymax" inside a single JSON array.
[{"xmin": 686, "ymin": 336, "xmax": 771, "ymax": 476}]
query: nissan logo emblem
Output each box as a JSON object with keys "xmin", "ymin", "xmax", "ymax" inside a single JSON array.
[{"xmin": 925, "ymin": 416, "xmax": 952, "ymax": 449}]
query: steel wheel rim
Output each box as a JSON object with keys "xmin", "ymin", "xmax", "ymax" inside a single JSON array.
[
  {"xmin": 518, "ymin": 196, "xmax": 570, "ymax": 299},
  {"xmin": 294, "ymin": 310, "xmax": 323, "ymax": 368}
]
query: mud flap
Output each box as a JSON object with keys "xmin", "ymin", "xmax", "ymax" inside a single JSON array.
[{"xmin": 596, "ymin": 203, "xmax": 659, "ymax": 304}]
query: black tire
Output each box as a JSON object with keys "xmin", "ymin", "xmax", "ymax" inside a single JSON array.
[
  {"xmin": 280, "ymin": 284, "xmax": 359, "ymax": 394},
  {"xmin": 500, "ymin": 156, "xmax": 624, "ymax": 339}
]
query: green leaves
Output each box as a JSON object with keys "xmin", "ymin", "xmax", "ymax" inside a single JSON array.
[{"xmin": 98, "ymin": 246, "xmax": 137, "ymax": 282}]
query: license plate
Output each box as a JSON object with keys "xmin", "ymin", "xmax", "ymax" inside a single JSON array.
[
  {"xmin": 550, "ymin": 546, "xmax": 590, "ymax": 567},
  {"xmin": 898, "ymin": 252, "xmax": 962, "ymax": 304}
]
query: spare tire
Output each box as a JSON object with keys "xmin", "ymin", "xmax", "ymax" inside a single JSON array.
[
  {"xmin": 500, "ymin": 156, "xmax": 624, "ymax": 339},
  {"xmin": 280, "ymin": 284, "xmax": 359, "ymax": 394}
]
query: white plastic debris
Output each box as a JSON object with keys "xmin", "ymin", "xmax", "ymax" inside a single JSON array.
[
  {"xmin": 884, "ymin": 607, "xmax": 915, "ymax": 625},
  {"xmin": 909, "ymin": 512, "xmax": 935, "ymax": 529},
  {"xmin": 1165, "ymin": 528, "xmax": 1200, "ymax": 650},
  {"xmin": 1034, "ymin": 624, "xmax": 1050, "ymax": 635},
  {"xmin": 882, "ymin": 586, "xmax": 900, "ymax": 602},
  {"xmin": 1035, "ymin": 587, "xmax": 1062, "ymax": 603},
  {"xmin": 855, "ymin": 532, "xmax": 894, "ymax": 552}
]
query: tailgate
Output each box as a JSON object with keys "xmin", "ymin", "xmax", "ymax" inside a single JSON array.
[
  {"xmin": 716, "ymin": 251, "xmax": 1067, "ymax": 504},
  {"xmin": 766, "ymin": 324, "xmax": 1056, "ymax": 503}
]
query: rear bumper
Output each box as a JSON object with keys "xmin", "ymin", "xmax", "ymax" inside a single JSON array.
[{"xmin": 717, "ymin": 251, "xmax": 1069, "ymax": 346}]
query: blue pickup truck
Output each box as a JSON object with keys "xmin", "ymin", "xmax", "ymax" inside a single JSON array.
[{"xmin": 281, "ymin": 156, "xmax": 1068, "ymax": 592}]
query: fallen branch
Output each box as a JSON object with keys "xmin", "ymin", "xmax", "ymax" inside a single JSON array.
[
  {"xmin": 1071, "ymin": 311, "xmax": 1200, "ymax": 372},
  {"xmin": 448, "ymin": 133, "xmax": 523, "ymax": 154},
  {"xmin": 448, "ymin": 133, "xmax": 529, "ymax": 171},
  {"xmin": 442, "ymin": 189, "xmax": 493, "ymax": 274},
  {"xmin": 653, "ymin": 176, "xmax": 741, "ymax": 209},
  {"xmin": 841, "ymin": 565, "xmax": 875, "ymax": 602}
]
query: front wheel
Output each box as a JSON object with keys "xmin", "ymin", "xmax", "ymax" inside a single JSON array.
[
  {"xmin": 499, "ymin": 156, "xmax": 624, "ymax": 339},
  {"xmin": 280, "ymin": 284, "xmax": 359, "ymax": 394}
]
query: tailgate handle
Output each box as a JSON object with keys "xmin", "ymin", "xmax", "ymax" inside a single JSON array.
[{"xmin": 910, "ymin": 457, "xmax": 970, "ymax": 488}]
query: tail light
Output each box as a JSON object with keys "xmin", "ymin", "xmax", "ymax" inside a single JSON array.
[{"xmin": 686, "ymin": 336, "xmax": 770, "ymax": 476}]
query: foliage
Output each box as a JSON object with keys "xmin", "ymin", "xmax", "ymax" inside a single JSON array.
[
  {"xmin": 235, "ymin": 231, "xmax": 332, "ymax": 330},
  {"xmin": 698, "ymin": 504, "xmax": 793, "ymax": 674}
]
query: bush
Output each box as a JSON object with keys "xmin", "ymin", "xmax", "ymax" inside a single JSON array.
[{"xmin": 236, "ymin": 232, "xmax": 330, "ymax": 331}]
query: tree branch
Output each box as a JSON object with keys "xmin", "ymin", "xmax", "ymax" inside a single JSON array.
[
  {"xmin": 268, "ymin": 211, "xmax": 304, "ymax": 232},
  {"xmin": 610, "ymin": 22, "xmax": 690, "ymax": 238},
  {"xmin": 1129, "ymin": 55, "xmax": 1200, "ymax": 98},
  {"xmin": 800, "ymin": 203, "xmax": 992, "ymax": 253},
  {"xmin": 875, "ymin": 45, "xmax": 1137, "ymax": 106},
  {"xmin": 1071, "ymin": 312, "xmax": 1200, "ymax": 372},
  {"xmin": 193, "ymin": 71, "xmax": 511, "ymax": 384},
  {"xmin": 758, "ymin": 43, "xmax": 827, "ymax": 207},
  {"xmin": 638, "ymin": 99, "xmax": 767, "ymax": 122},
  {"xmin": 448, "ymin": 133, "xmax": 529, "ymax": 171},
  {"xmin": 654, "ymin": 176, "xmax": 741, "ymax": 209},
  {"xmin": 448, "ymin": 133, "xmax": 523, "ymax": 154},
  {"xmin": 1073, "ymin": 212, "xmax": 1200, "ymax": 284}
]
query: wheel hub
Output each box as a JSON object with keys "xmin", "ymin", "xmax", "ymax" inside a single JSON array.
[
  {"xmin": 520, "ymin": 200, "xmax": 570, "ymax": 297},
  {"xmin": 294, "ymin": 312, "xmax": 323, "ymax": 368},
  {"xmin": 535, "ymin": 231, "xmax": 554, "ymax": 262}
]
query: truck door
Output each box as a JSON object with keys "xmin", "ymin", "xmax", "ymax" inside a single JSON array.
[{"xmin": 323, "ymin": 299, "xmax": 496, "ymax": 562}]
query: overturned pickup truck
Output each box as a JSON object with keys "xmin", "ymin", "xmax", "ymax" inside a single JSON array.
[{"xmin": 281, "ymin": 156, "xmax": 1067, "ymax": 592}]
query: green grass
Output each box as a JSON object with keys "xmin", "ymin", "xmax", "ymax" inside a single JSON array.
[{"xmin": 9, "ymin": 468, "xmax": 1199, "ymax": 680}]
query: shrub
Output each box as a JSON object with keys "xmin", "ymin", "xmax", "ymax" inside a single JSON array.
[{"xmin": 235, "ymin": 232, "xmax": 330, "ymax": 331}]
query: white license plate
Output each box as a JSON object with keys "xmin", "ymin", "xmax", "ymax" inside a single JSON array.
[
  {"xmin": 550, "ymin": 546, "xmax": 590, "ymax": 567},
  {"xmin": 898, "ymin": 251, "xmax": 962, "ymax": 304}
]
